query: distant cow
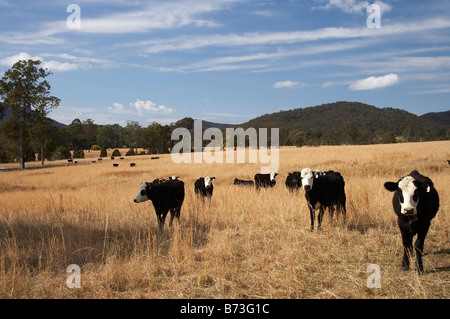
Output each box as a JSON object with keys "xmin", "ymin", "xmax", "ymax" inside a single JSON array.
[
  {"xmin": 384, "ymin": 170, "xmax": 440, "ymax": 274},
  {"xmin": 111, "ymin": 156, "xmax": 115, "ymax": 160},
  {"xmin": 130, "ymin": 163, "xmax": 136, "ymax": 167},
  {"xmin": 194, "ymin": 176, "xmax": 215, "ymax": 200},
  {"xmin": 67, "ymin": 159, "xmax": 73, "ymax": 163},
  {"xmin": 285, "ymin": 172, "xmax": 302, "ymax": 192},
  {"xmin": 254, "ymin": 172, "xmax": 278, "ymax": 190},
  {"xmin": 98, "ymin": 158, "xmax": 102, "ymax": 161},
  {"xmin": 151, "ymin": 157, "xmax": 160, "ymax": 160},
  {"xmin": 233, "ymin": 178, "xmax": 254, "ymax": 186},
  {"xmin": 113, "ymin": 163, "xmax": 119, "ymax": 167},
  {"xmin": 300, "ymin": 168, "xmax": 346, "ymax": 231},
  {"xmin": 92, "ymin": 160, "xmax": 96, "ymax": 163},
  {"xmin": 134, "ymin": 179, "xmax": 185, "ymax": 229}
]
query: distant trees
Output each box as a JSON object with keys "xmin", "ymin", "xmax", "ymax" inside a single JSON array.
[{"xmin": 0, "ymin": 59, "xmax": 60, "ymax": 168}]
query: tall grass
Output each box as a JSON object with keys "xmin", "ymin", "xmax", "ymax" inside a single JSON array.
[{"xmin": 0, "ymin": 141, "xmax": 448, "ymax": 298}]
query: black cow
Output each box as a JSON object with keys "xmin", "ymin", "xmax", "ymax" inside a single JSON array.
[
  {"xmin": 384, "ymin": 170, "xmax": 440, "ymax": 274},
  {"xmin": 67, "ymin": 159, "xmax": 73, "ymax": 163},
  {"xmin": 300, "ymin": 168, "xmax": 346, "ymax": 231},
  {"xmin": 233, "ymin": 178, "xmax": 254, "ymax": 186},
  {"xmin": 130, "ymin": 163, "xmax": 136, "ymax": 167},
  {"xmin": 194, "ymin": 176, "xmax": 215, "ymax": 200},
  {"xmin": 113, "ymin": 163, "xmax": 119, "ymax": 167},
  {"xmin": 254, "ymin": 172, "xmax": 278, "ymax": 190},
  {"xmin": 285, "ymin": 172, "xmax": 302, "ymax": 192},
  {"xmin": 134, "ymin": 179, "xmax": 185, "ymax": 228}
]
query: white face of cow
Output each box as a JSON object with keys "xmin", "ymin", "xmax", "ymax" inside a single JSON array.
[
  {"xmin": 301, "ymin": 168, "xmax": 315, "ymax": 191},
  {"xmin": 204, "ymin": 176, "xmax": 215, "ymax": 188},
  {"xmin": 397, "ymin": 176, "xmax": 419, "ymax": 215},
  {"xmin": 134, "ymin": 182, "xmax": 150, "ymax": 203},
  {"xmin": 269, "ymin": 172, "xmax": 278, "ymax": 182}
]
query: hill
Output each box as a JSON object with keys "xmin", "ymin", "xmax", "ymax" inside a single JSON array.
[
  {"xmin": 237, "ymin": 101, "xmax": 449, "ymax": 145},
  {"xmin": 420, "ymin": 110, "xmax": 450, "ymax": 126}
]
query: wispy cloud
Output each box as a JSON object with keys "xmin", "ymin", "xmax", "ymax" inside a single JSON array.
[
  {"xmin": 314, "ymin": 0, "xmax": 392, "ymax": 15},
  {"xmin": 0, "ymin": 52, "xmax": 115, "ymax": 72},
  {"xmin": 272, "ymin": 81, "xmax": 307, "ymax": 89},
  {"xmin": 349, "ymin": 73, "xmax": 399, "ymax": 90}
]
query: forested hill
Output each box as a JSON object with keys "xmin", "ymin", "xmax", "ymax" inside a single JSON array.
[{"xmin": 238, "ymin": 101, "xmax": 449, "ymax": 145}]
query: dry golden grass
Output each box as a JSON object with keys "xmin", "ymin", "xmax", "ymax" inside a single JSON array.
[{"xmin": 0, "ymin": 141, "xmax": 449, "ymax": 299}]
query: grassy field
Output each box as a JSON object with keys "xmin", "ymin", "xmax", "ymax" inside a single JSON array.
[{"xmin": 0, "ymin": 141, "xmax": 448, "ymax": 298}]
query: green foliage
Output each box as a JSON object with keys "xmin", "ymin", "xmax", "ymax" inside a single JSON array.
[
  {"xmin": 91, "ymin": 144, "xmax": 101, "ymax": 150},
  {"xmin": 100, "ymin": 146, "xmax": 107, "ymax": 157},
  {"xmin": 0, "ymin": 59, "xmax": 59, "ymax": 168},
  {"xmin": 52, "ymin": 145, "xmax": 71, "ymax": 160},
  {"xmin": 125, "ymin": 148, "xmax": 135, "ymax": 156},
  {"xmin": 72, "ymin": 147, "xmax": 85, "ymax": 159},
  {"xmin": 43, "ymin": 139, "xmax": 56, "ymax": 160},
  {"xmin": 112, "ymin": 149, "xmax": 121, "ymax": 156}
]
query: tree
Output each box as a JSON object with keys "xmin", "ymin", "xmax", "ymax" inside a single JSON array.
[
  {"xmin": 123, "ymin": 120, "xmax": 142, "ymax": 153},
  {"xmin": 0, "ymin": 59, "xmax": 59, "ymax": 168},
  {"xmin": 100, "ymin": 146, "xmax": 107, "ymax": 157}
]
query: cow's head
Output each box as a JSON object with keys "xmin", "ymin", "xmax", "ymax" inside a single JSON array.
[
  {"xmin": 301, "ymin": 168, "xmax": 315, "ymax": 191},
  {"xmin": 289, "ymin": 172, "xmax": 301, "ymax": 185},
  {"xmin": 384, "ymin": 174, "xmax": 432, "ymax": 216},
  {"xmin": 134, "ymin": 182, "xmax": 150, "ymax": 203},
  {"xmin": 204, "ymin": 176, "xmax": 215, "ymax": 188},
  {"xmin": 270, "ymin": 172, "xmax": 278, "ymax": 182},
  {"xmin": 169, "ymin": 176, "xmax": 179, "ymax": 180}
]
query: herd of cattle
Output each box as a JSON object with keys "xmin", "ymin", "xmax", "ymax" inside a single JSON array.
[{"xmin": 133, "ymin": 167, "xmax": 440, "ymax": 274}]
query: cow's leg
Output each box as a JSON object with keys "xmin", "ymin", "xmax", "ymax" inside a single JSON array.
[
  {"xmin": 400, "ymin": 229, "xmax": 413, "ymax": 271},
  {"xmin": 328, "ymin": 205, "xmax": 335, "ymax": 223},
  {"xmin": 414, "ymin": 222, "xmax": 430, "ymax": 275},
  {"xmin": 308, "ymin": 205, "xmax": 315, "ymax": 232},
  {"xmin": 317, "ymin": 205, "xmax": 325, "ymax": 231},
  {"xmin": 157, "ymin": 210, "xmax": 168, "ymax": 230},
  {"xmin": 169, "ymin": 207, "xmax": 181, "ymax": 226}
]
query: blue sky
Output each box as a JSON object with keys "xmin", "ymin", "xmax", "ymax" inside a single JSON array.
[{"xmin": 0, "ymin": 0, "xmax": 449, "ymax": 126}]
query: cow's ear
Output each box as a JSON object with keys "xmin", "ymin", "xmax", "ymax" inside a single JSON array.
[
  {"xmin": 211, "ymin": 177, "xmax": 215, "ymax": 180},
  {"xmin": 384, "ymin": 182, "xmax": 398, "ymax": 192},
  {"xmin": 414, "ymin": 180, "xmax": 432, "ymax": 193}
]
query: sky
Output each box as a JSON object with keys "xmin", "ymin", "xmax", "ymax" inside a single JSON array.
[{"xmin": 0, "ymin": 0, "xmax": 449, "ymax": 127}]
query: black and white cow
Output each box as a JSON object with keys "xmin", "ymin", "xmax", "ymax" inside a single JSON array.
[
  {"xmin": 254, "ymin": 172, "xmax": 278, "ymax": 190},
  {"xmin": 384, "ymin": 170, "xmax": 440, "ymax": 274},
  {"xmin": 194, "ymin": 176, "xmax": 215, "ymax": 200},
  {"xmin": 285, "ymin": 171, "xmax": 302, "ymax": 192},
  {"xmin": 134, "ymin": 178, "xmax": 185, "ymax": 228},
  {"xmin": 300, "ymin": 168, "xmax": 346, "ymax": 231},
  {"xmin": 233, "ymin": 178, "xmax": 254, "ymax": 186}
]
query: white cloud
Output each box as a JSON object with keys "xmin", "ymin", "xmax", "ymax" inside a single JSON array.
[
  {"xmin": 314, "ymin": 0, "xmax": 392, "ymax": 15},
  {"xmin": 0, "ymin": 51, "xmax": 114, "ymax": 72},
  {"xmin": 132, "ymin": 99, "xmax": 175, "ymax": 114},
  {"xmin": 349, "ymin": 73, "xmax": 399, "ymax": 90},
  {"xmin": 272, "ymin": 80, "xmax": 307, "ymax": 89}
]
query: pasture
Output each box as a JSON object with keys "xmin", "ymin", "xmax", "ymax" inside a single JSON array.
[{"xmin": 0, "ymin": 141, "xmax": 448, "ymax": 298}]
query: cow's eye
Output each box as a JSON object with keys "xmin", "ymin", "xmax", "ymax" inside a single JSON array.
[
  {"xmin": 399, "ymin": 192, "xmax": 404, "ymax": 203},
  {"xmin": 141, "ymin": 190, "xmax": 145, "ymax": 196}
]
